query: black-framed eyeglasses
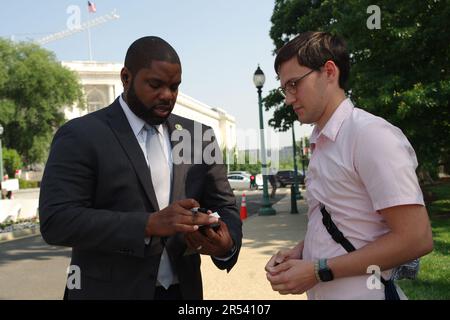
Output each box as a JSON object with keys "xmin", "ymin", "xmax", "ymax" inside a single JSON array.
[{"xmin": 278, "ymin": 70, "xmax": 315, "ymax": 97}]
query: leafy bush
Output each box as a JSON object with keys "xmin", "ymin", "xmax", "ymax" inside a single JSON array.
[
  {"xmin": 0, "ymin": 217, "xmax": 39, "ymax": 231},
  {"xmin": 2, "ymin": 147, "xmax": 23, "ymax": 177},
  {"xmin": 18, "ymin": 179, "xmax": 39, "ymax": 189}
]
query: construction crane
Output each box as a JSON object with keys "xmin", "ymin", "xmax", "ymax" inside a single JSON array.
[{"xmin": 35, "ymin": 9, "xmax": 119, "ymax": 60}]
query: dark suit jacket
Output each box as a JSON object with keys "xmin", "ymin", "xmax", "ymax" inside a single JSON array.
[{"xmin": 39, "ymin": 98, "xmax": 242, "ymax": 300}]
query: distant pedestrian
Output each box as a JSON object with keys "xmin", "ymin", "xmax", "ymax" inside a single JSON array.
[
  {"xmin": 250, "ymin": 175, "xmax": 257, "ymax": 190},
  {"xmin": 268, "ymin": 174, "xmax": 277, "ymax": 198}
]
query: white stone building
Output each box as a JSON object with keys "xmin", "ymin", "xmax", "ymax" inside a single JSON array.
[{"xmin": 61, "ymin": 61, "xmax": 236, "ymax": 150}]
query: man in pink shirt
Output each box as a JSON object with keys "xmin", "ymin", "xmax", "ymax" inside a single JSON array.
[{"xmin": 265, "ymin": 32, "xmax": 433, "ymax": 299}]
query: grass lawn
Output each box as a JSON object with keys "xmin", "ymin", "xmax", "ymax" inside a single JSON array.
[{"xmin": 398, "ymin": 179, "xmax": 450, "ymax": 300}]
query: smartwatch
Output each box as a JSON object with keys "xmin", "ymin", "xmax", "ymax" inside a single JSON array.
[{"xmin": 318, "ymin": 258, "xmax": 334, "ymax": 282}]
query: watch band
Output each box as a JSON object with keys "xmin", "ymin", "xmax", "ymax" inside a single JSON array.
[
  {"xmin": 314, "ymin": 260, "xmax": 321, "ymax": 282},
  {"xmin": 319, "ymin": 258, "xmax": 328, "ymax": 270},
  {"xmin": 317, "ymin": 258, "xmax": 334, "ymax": 282}
]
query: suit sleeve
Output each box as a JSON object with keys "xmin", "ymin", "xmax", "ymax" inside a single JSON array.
[
  {"xmin": 38, "ymin": 121, "xmax": 149, "ymax": 258},
  {"xmin": 200, "ymin": 125, "xmax": 242, "ymax": 272}
]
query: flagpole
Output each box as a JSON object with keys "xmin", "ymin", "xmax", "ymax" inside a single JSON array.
[
  {"xmin": 87, "ymin": 22, "xmax": 93, "ymax": 61},
  {"xmin": 87, "ymin": 3, "xmax": 93, "ymax": 61}
]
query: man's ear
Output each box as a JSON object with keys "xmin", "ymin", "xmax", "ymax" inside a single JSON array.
[
  {"xmin": 120, "ymin": 67, "xmax": 131, "ymax": 89},
  {"xmin": 323, "ymin": 60, "xmax": 339, "ymax": 85}
]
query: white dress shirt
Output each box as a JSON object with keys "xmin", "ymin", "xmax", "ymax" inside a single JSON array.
[
  {"xmin": 118, "ymin": 94, "xmax": 235, "ymax": 284},
  {"xmin": 119, "ymin": 95, "xmax": 178, "ymax": 286}
]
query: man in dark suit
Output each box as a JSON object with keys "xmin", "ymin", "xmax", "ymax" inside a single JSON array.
[{"xmin": 39, "ymin": 36, "xmax": 242, "ymax": 300}]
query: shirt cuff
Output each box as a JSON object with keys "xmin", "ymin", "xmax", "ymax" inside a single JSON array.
[{"xmin": 213, "ymin": 243, "xmax": 237, "ymax": 261}]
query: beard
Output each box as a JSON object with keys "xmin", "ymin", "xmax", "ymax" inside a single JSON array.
[{"xmin": 126, "ymin": 81, "xmax": 174, "ymax": 125}]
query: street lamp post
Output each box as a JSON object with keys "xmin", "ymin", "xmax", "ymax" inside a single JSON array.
[
  {"xmin": 292, "ymin": 124, "xmax": 303, "ymax": 199},
  {"xmin": 300, "ymin": 137, "xmax": 307, "ymax": 178},
  {"xmin": 290, "ymin": 123, "xmax": 301, "ymax": 214},
  {"xmin": 0, "ymin": 124, "xmax": 4, "ymax": 182},
  {"xmin": 253, "ymin": 65, "xmax": 276, "ymax": 216}
]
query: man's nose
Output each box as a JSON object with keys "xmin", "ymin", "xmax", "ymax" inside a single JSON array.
[
  {"xmin": 159, "ymin": 87, "xmax": 176, "ymax": 100},
  {"xmin": 284, "ymin": 92, "xmax": 296, "ymax": 106}
]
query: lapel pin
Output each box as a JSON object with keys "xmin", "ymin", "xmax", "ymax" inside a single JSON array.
[{"xmin": 175, "ymin": 124, "xmax": 183, "ymax": 130}]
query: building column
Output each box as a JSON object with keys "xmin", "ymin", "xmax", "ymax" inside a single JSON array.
[{"xmin": 108, "ymin": 85, "xmax": 115, "ymax": 104}]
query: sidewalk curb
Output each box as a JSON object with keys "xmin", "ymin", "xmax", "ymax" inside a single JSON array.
[
  {"xmin": 14, "ymin": 188, "xmax": 40, "ymax": 194},
  {"xmin": 0, "ymin": 227, "xmax": 41, "ymax": 244}
]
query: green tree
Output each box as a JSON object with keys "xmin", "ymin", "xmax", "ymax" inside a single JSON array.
[
  {"xmin": 263, "ymin": 89, "xmax": 297, "ymax": 131},
  {"xmin": 2, "ymin": 147, "xmax": 23, "ymax": 177},
  {"xmin": 266, "ymin": 0, "xmax": 450, "ymax": 179},
  {"xmin": 223, "ymin": 147, "xmax": 262, "ymax": 175},
  {"xmin": 0, "ymin": 39, "xmax": 84, "ymax": 165}
]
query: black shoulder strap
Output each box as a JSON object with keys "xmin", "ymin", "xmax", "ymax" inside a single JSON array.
[
  {"xmin": 320, "ymin": 204, "xmax": 356, "ymax": 252},
  {"xmin": 319, "ymin": 203, "xmax": 391, "ymax": 287}
]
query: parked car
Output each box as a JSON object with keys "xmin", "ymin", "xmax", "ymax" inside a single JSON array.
[
  {"xmin": 227, "ymin": 171, "xmax": 263, "ymax": 190},
  {"xmin": 275, "ymin": 170, "xmax": 305, "ymax": 187},
  {"xmin": 228, "ymin": 171, "xmax": 252, "ymax": 177},
  {"xmin": 227, "ymin": 174, "xmax": 252, "ymax": 190}
]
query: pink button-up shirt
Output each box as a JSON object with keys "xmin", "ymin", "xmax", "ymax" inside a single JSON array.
[{"xmin": 303, "ymin": 98, "xmax": 424, "ymax": 299}]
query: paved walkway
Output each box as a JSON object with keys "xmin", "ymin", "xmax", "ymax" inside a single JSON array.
[
  {"xmin": 0, "ymin": 189, "xmax": 309, "ymax": 300},
  {"xmin": 0, "ymin": 235, "xmax": 70, "ymax": 300},
  {"xmin": 202, "ymin": 189, "xmax": 308, "ymax": 300}
]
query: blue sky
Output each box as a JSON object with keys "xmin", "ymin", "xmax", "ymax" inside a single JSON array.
[{"xmin": 0, "ymin": 0, "xmax": 313, "ymax": 147}]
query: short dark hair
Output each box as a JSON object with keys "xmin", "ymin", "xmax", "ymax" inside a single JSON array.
[
  {"xmin": 274, "ymin": 32, "xmax": 350, "ymax": 90},
  {"xmin": 124, "ymin": 36, "xmax": 180, "ymax": 75}
]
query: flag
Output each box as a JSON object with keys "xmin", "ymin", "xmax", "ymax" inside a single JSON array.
[{"xmin": 88, "ymin": 1, "xmax": 96, "ymax": 13}]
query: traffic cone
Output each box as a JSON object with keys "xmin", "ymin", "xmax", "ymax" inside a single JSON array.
[{"xmin": 240, "ymin": 192, "xmax": 248, "ymax": 220}]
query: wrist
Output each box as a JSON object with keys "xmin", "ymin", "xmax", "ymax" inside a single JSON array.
[
  {"xmin": 225, "ymin": 241, "xmax": 236, "ymax": 256},
  {"xmin": 218, "ymin": 240, "xmax": 236, "ymax": 257},
  {"xmin": 314, "ymin": 260, "xmax": 320, "ymax": 282},
  {"xmin": 145, "ymin": 212, "xmax": 157, "ymax": 237}
]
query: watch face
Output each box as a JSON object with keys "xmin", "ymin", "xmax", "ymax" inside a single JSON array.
[{"xmin": 319, "ymin": 268, "xmax": 334, "ymax": 282}]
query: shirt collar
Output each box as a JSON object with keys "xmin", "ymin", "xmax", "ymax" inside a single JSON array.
[
  {"xmin": 119, "ymin": 94, "xmax": 164, "ymax": 136},
  {"xmin": 310, "ymin": 98, "xmax": 354, "ymax": 143}
]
